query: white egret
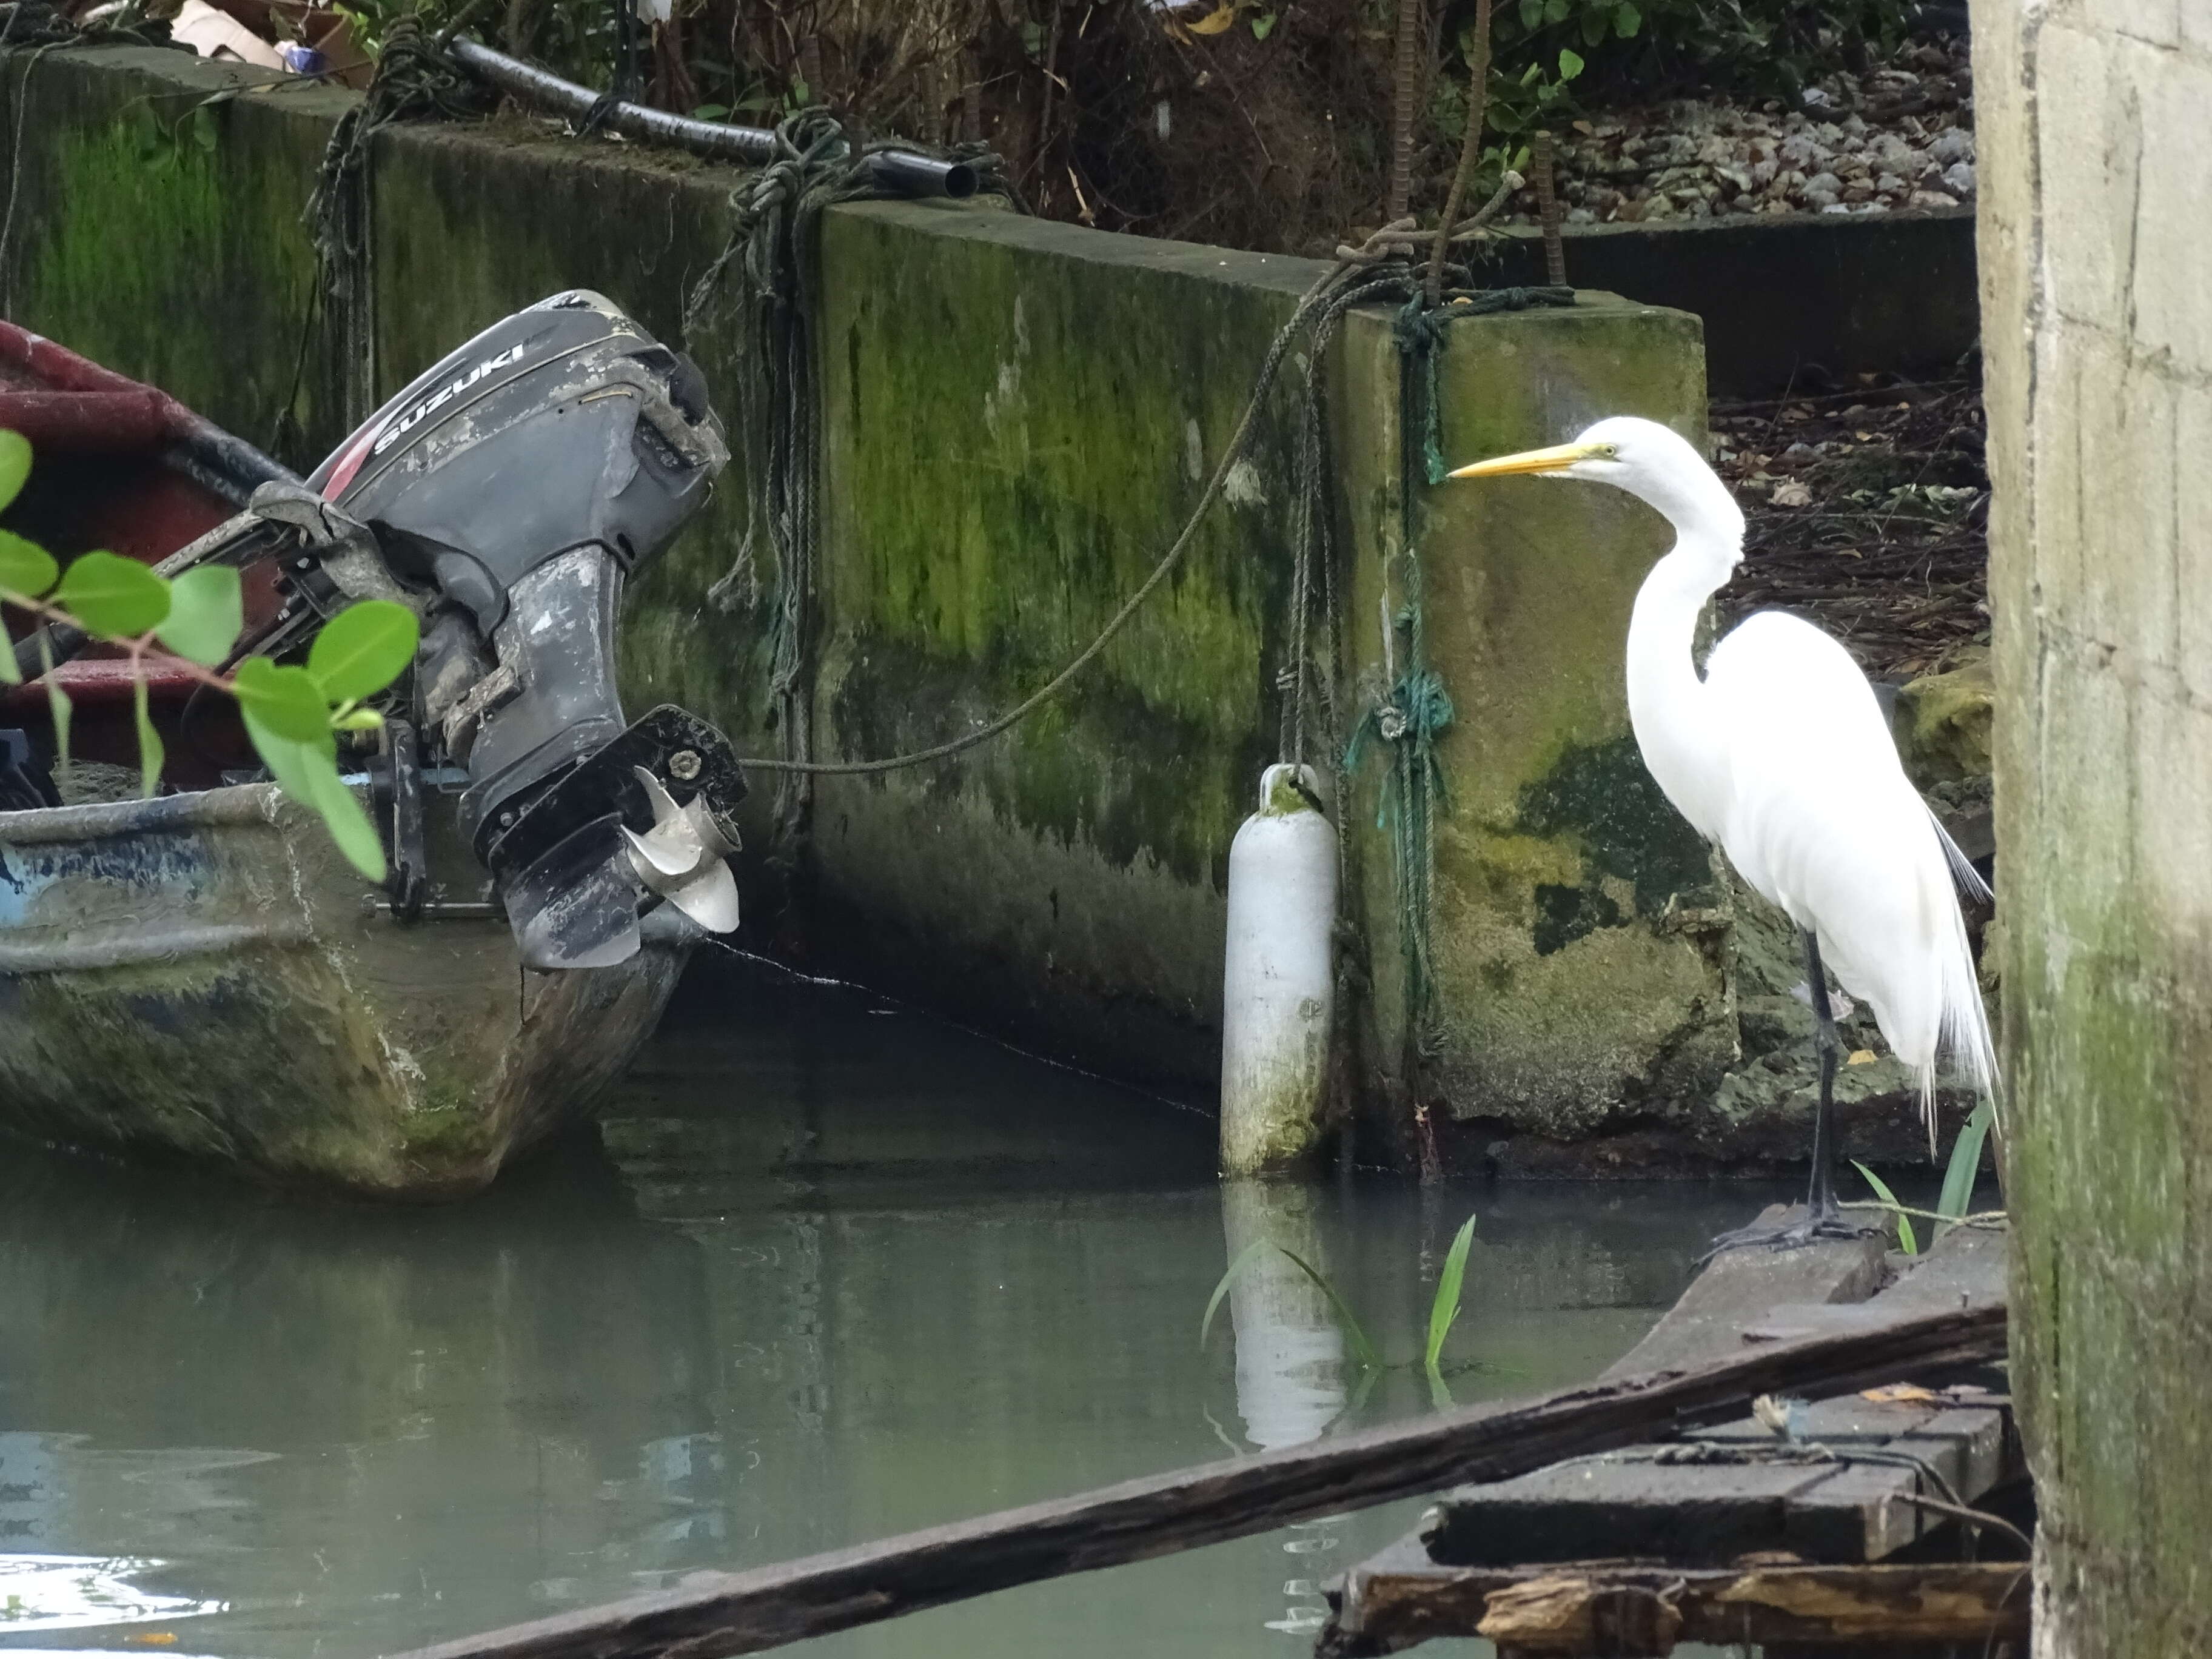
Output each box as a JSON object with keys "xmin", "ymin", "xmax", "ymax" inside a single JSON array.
[{"xmin": 1450, "ymin": 416, "xmax": 1996, "ymax": 1250}]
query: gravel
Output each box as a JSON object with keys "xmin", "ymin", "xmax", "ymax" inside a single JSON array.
[{"xmin": 1496, "ymin": 35, "xmax": 1975, "ymax": 226}]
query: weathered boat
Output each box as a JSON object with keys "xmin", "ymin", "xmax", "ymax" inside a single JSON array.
[{"xmin": 0, "ymin": 296, "xmax": 744, "ymax": 1197}]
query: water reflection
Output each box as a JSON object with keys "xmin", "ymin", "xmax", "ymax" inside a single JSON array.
[{"xmin": 0, "ymin": 957, "xmax": 1791, "ymax": 1659}]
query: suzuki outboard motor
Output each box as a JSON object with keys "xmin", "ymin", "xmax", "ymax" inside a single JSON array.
[{"xmin": 276, "ymin": 290, "xmax": 744, "ymax": 969}]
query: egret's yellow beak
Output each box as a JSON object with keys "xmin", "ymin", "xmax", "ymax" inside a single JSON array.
[{"xmin": 1446, "ymin": 441, "xmax": 1598, "ymax": 479}]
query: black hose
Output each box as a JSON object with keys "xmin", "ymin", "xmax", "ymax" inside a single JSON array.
[{"xmin": 446, "ymin": 39, "xmax": 979, "ymax": 199}]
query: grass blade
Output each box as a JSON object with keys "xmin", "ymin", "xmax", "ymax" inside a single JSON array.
[
  {"xmin": 1937, "ymin": 1099, "xmax": 1994, "ymax": 1239},
  {"xmin": 1276, "ymin": 1246, "xmax": 1382, "ymax": 1371},
  {"xmin": 1199, "ymin": 1238, "xmax": 1271, "ymax": 1349},
  {"xmin": 1425, "ymin": 1361, "xmax": 1453, "ymax": 1411},
  {"xmin": 1851, "ymin": 1160, "xmax": 1917, "ymax": 1255},
  {"xmin": 1424, "ymin": 1212, "xmax": 1478, "ymax": 1371}
]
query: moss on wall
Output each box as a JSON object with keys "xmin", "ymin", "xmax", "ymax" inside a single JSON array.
[{"xmin": 1, "ymin": 47, "xmax": 354, "ymax": 466}]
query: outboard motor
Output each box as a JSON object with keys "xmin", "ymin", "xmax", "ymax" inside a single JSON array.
[{"xmin": 263, "ymin": 291, "xmax": 743, "ymax": 969}]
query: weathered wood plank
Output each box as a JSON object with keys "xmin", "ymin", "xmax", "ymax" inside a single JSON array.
[
  {"xmin": 383, "ymin": 1302, "xmax": 2003, "ymax": 1659},
  {"xmin": 1322, "ymin": 1552, "xmax": 2031, "ymax": 1657},
  {"xmin": 1419, "ymin": 1223, "xmax": 2016, "ymax": 1570},
  {"xmin": 1600, "ymin": 1209, "xmax": 1890, "ymax": 1379}
]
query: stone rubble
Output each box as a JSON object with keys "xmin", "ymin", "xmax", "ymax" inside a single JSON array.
[{"xmin": 1496, "ymin": 34, "xmax": 1974, "ymax": 225}]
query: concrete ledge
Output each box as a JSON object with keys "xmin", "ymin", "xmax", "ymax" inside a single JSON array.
[{"xmin": 1489, "ymin": 208, "xmax": 1979, "ymax": 396}]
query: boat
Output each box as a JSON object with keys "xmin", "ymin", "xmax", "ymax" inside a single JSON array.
[{"xmin": 0, "ymin": 297, "xmax": 743, "ymax": 1198}]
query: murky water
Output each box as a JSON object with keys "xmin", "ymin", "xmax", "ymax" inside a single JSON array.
[{"xmin": 0, "ymin": 957, "xmax": 1804, "ymax": 1659}]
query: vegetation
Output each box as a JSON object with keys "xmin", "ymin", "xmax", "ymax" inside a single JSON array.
[
  {"xmin": 295, "ymin": 0, "xmax": 1951, "ymax": 255},
  {"xmin": 1203, "ymin": 1210, "xmax": 1480, "ymax": 1407},
  {"xmin": 1852, "ymin": 1096, "xmax": 1998, "ymax": 1254},
  {"xmin": 0, "ymin": 431, "xmax": 417, "ymax": 879}
]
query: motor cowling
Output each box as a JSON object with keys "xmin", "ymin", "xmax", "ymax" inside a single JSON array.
[{"xmin": 296, "ymin": 290, "xmax": 744, "ymax": 969}]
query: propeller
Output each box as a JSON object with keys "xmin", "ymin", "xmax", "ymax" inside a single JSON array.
[{"xmin": 619, "ymin": 766, "xmax": 740, "ymax": 933}]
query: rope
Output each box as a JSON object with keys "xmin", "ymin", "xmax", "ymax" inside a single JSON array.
[
  {"xmin": 274, "ymin": 12, "xmax": 494, "ymax": 451},
  {"xmin": 1345, "ymin": 281, "xmax": 1573, "ymax": 1065}
]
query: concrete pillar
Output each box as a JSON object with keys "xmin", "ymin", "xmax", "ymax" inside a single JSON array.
[{"xmin": 1975, "ymin": 1, "xmax": 2212, "ymax": 1650}]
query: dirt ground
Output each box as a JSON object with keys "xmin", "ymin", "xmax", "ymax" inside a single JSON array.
[{"xmin": 1711, "ymin": 360, "xmax": 1989, "ymax": 686}]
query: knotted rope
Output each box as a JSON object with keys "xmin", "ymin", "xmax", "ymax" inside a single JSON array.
[{"xmin": 1343, "ymin": 280, "xmax": 1572, "ymax": 1081}]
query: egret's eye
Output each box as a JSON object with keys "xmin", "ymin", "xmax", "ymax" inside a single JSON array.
[{"xmin": 1594, "ymin": 443, "xmax": 1621, "ymax": 458}]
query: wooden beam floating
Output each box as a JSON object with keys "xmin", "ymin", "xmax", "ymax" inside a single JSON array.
[{"xmin": 384, "ymin": 1301, "xmax": 2003, "ymax": 1659}]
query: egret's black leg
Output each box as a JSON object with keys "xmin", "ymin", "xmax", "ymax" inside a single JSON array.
[
  {"xmin": 1703, "ymin": 930, "xmax": 1874, "ymax": 1257},
  {"xmin": 1803, "ymin": 928, "xmax": 1843, "ymax": 1220}
]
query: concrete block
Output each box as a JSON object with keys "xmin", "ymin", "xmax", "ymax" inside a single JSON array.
[
  {"xmin": 1335, "ymin": 297, "xmax": 1734, "ymax": 1145},
  {"xmin": 1980, "ymin": 0, "xmax": 2212, "ymax": 1648}
]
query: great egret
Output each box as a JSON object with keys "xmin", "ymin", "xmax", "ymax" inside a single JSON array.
[{"xmin": 1450, "ymin": 416, "xmax": 1996, "ymax": 1250}]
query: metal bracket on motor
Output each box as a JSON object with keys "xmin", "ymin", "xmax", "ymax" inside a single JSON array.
[
  {"xmin": 371, "ymin": 717, "xmax": 429, "ymax": 922},
  {"xmin": 481, "ymin": 704, "xmax": 747, "ymax": 970}
]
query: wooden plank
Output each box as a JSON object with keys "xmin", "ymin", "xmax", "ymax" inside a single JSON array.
[
  {"xmin": 1322, "ymin": 1557, "xmax": 2030, "ymax": 1657},
  {"xmin": 383, "ymin": 1302, "xmax": 2003, "ymax": 1659},
  {"xmin": 1600, "ymin": 1209, "xmax": 1890, "ymax": 1379}
]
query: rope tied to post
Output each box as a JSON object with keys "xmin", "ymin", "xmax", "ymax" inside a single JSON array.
[
  {"xmin": 1346, "ymin": 276, "xmax": 1574, "ymax": 1091},
  {"xmin": 680, "ymin": 108, "xmax": 1003, "ymax": 854}
]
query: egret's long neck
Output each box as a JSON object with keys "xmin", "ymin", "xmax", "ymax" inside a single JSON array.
[{"xmin": 1624, "ymin": 514, "xmax": 1741, "ymax": 842}]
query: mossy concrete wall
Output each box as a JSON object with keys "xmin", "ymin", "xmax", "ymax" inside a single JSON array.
[
  {"xmin": 1977, "ymin": 1, "xmax": 2212, "ymax": 1651},
  {"xmin": 2, "ymin": 44, "xmax": 1731, "ymax": 1153}
]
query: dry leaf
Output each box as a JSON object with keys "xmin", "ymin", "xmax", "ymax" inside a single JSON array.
[
  {"xmin": 1771, "ymin": 480, "xmax": 1814, "ymax": 508},
  {"xmin": 1847, "ymin": 1048, "xmax": 1877, "ymax": 1065},
  {"xmin": 1186, "ymin": 2, "xmax": 1239, "ymax": 33},
  {"xmin": 1862, "ymin": 1383, "xmax": 1939, "ymax": 1404}
]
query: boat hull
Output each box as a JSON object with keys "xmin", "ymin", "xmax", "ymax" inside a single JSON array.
[{"xmin": 0, "ymin": 785, "xmax": 694, "ymax": 1198}]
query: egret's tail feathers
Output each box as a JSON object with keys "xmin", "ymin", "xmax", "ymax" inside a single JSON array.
[
  {"xmin": 1922, "ymin": 883, "xmax": 2000, "ymax": 1154},
  {"xmin": 1929, "ymin": 805, "xmax": 1993, "ymax": 905}
]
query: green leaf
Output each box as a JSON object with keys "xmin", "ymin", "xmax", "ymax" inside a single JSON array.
[
  {"xmin": 1581, "ymin": 8, "xmax": 1607, "ymax": 45},
  {"xmin": 241, "ymin": 703, "xmax": 329, "ymax": 803},
  {"xmin": 303, "ymin": 746, "xmax": 384, "ymax": 880},
  {"xmin": 0, "ymin": 529, "xmax": 60, "ymax": 602},
  {"xmin": 38, "ymin": 629, "xmax": 70, "ymax": 774},
  {"xmin": 1558, "ymin": 45, "xmax": 1586, "ymax": 78},
  {"xmin": 0, "ymin": 629, "xmax": 15, "ymax": 686},
  {"xmin": 1424, "ymin": 1212, "xmax": 1479, "ymax": 1370},
  {"xmin": 1199, "ymin": 1237, "xmax": 1272, "ymax": 1347},
  {"xmin": 1613, "ymin": 1, "xmax": 1641, "ymax": 37},
  {"xmin": 307, "ymin": 600, "xmax": 418, "ymax": 703},
  {"xmin": 132, "ymin": 666, "xmax": 164, "ymax": 800},
  {"xmin": 1517, "ymin": 0, "xmax": 1543, "ymax": 25},
  {"xmin": 0, "ymin": 429, "xmax": 29, "ymax": 515},
  {"xmin": 330, "ymin": 706, "xmax": 386, "ymax": 732},
  {"xmin": 1937, "ymin": 1099, "xmax": 1994, "ymax": 1238},
  {"xmin": 1851, "ymin": 1160, "xmax": 1918, "ymax": 1255},
  {"xmin": 155, "ymin": 565, "xmax": 244, "ymax": 666},
  {"xmin": 690, "ymin": 102, "xmax": 729, "ymax": 120},
  {"xmin": 243, "ymin": 709, "xmax": 385, "ymax": 880},
  {"xmin": 1276, "ymin": 1247, "xmax": 1382, "ymax": 1371},
  {"xmin": 1249, "ymin": 9, "xmax": 1275, "ymax": 38},
  {"xmin": 55, "ymin": 551, "xmax": 170, "ymax": 639},
  {"xmin": 1543, "ymin": 0, "xmax": 1567, "ymax": 21},
  {"xmin": 233, "ymin": 656, "xmax": 335, "ymax": 742}
]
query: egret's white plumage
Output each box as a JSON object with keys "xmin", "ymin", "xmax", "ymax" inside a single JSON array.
[{"xmin": 1452, "ymin": 416, "xmax": 1996, "ymax": 1161}]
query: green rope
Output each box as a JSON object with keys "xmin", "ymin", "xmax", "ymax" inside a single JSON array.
[{"xmin": 680, "ymin": 110, "xmax": 1004, "ymax": 854}]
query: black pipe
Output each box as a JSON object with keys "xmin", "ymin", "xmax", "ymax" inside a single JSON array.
[{"xmin": 447, "ymin": 39, "xmax": 979, "ymax": 199}]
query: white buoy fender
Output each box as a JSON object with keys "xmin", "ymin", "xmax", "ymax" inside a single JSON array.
[{"xmin": 1220, "ymin": 763, "xmax": 1338, "ymax": 1175}]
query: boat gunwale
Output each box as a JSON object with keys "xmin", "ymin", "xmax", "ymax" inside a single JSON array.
[{"xmin": 0, "ymin": 781, "xmax": 290, "ymax": 845}]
